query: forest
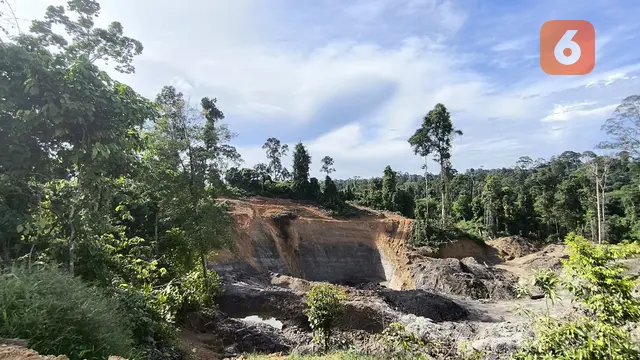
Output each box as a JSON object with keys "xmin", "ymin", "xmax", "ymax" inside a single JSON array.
[
  {"xmin": 228, "ymin": 101, "xmax": 640, "ymax": 248},
  {"xmin": 2, "ymin": 1, "xmax": 640, "ymax": 360}
]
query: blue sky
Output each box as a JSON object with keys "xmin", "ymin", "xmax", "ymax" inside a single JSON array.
[{"xmin": 11, "ymin": 0, "xmax": 640, "ymax": 178}]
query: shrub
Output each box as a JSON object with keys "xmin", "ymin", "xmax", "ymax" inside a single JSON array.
[
  {"xmin": 512, "ymin": 233, "xmax": 640, "ymax": 359},
  {"xmin": 0, "ymin": 266, "xmax": 136, "ymax": 360},
  {"xmin": 410, "ymin": 219, "xmax": 484, "ymax": 248},
  {"xmin": 111, "ymin": 285, "xmax": 180, "ymax": 360},
  {"xmin": 304, "ymin": 283, "xmax": 347, "ymax": 353},
  {"xmin": 382, "ymin": 322, "xmax": 427, "ymax": 360}
]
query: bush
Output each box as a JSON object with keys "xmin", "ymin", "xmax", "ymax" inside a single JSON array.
[
  {"xmin": 512, "ymin": 233, "xmax": 640, "ymax": 359},
  {"xmin": 304, "ymin": 283, "xmax": 347, "ymax": 353},
  {"xmin": 111, "ymin": 285, "xmax": 180, "ymax": 360},
  {"xmin": 382, "ymin": 322, "xmax": 426, "ymax": 360},
  {"xmin": 410, "ymin": 219, "xmax": 484, "ymax": 248},
  {"xmin": 0, "ymin": 266, "xmax": 136, "ymax": 360}
]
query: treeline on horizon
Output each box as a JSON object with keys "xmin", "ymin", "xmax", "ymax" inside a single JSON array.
[{"xmin": 226, "ymin": 98, "xmax": 640, "ymax": 247}]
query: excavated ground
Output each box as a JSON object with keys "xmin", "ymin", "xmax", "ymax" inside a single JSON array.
[{"xmin": 199, "ymin": 197, "xmax": 575, "ymax": 359}]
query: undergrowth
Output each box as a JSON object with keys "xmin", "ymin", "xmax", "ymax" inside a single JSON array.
[{"xmin": 0, "ymin": 266, "xmax": 136, "ymax": 360}]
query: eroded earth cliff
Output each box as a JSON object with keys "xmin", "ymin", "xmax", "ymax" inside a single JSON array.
[{"xmin": 199, "ymin": 197, "xmax": 577, "ymax": 359}]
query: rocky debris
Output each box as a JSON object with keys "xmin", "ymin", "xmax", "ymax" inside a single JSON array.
[
  {"xmin": 379, "ymin": 289, "xmax": 468, "ymax": 322},
  {"xmin": 184, "ymin": 311, "xmax": 299, "ymax": 357},
  {"xmin": 0, "ymin": 345, "xmax": 68, "ymax": 360},
  {"xmin": 469, "ymin": 321, "xmax": 532, "ymax": 360},
  {"xmin": 218, "ymin": 276, "xmax": 309, "ymax": 329},
  {"xmin": 487, "ymin": 236, "xmax": 540, "ymax": 261},
  {"xmin": 270, "ymin": 273, "xmax": 312, "ymax": 293},
  {"xmin": 339, "ymin": 299, "xmax": 400, "ymax": 333},
  {"xmin": 410, "ymin": 256, "xmax": 518, "ymax": 300}
]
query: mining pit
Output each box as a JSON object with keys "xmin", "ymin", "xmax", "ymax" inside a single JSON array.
[{"xmin": 188, "ymin": 197, "xmax": 575, "ymax": 359}]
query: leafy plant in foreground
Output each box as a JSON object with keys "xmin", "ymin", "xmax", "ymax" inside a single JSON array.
[
  {"xmin": 512, "ymin": 233, "xmax": 640, "ymax": 359},
  {"xmin": 304, "ymin": 283, "xmax": 347, "ymax": 353},
  {"xmin": 0, "ymin": 266, "xmax": 136, "ymax": 360}
]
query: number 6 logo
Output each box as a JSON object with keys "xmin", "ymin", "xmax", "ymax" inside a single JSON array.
[{"xmin": 540, "ymin": 20, "xmax": 595, "ymax": 75}]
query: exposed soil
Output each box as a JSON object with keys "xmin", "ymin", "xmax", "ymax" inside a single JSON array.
[
  {"xmin": 0, "ymin": 344, "xmax": 68, "ymax": 360},
  {"xmin": 486, "ymin": 236, "xmax": 541, "ymax": 261},
  {"xmin": 199, "ymin": 197, "xmax": 606, "ymax": 359}
]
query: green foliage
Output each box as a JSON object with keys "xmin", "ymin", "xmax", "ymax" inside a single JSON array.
[
  {"xmin": 512, "ymin": 317, "xmax": 640, "ymax": 360},
  {"xmin": 293, "ymin": 142, "xmax": 312, "ymax": 196},
  {"xmin": 110, "ymin": 285, "xmax": 179, "ymax": 360},
  {"xmin": 321, "ymin": 176, "xmax": 344, "ymax": 211},
  {"xmin": 410, "ymin": 218, "xmax": 483, "ymax": 248},
  {"xmin": 0, "ymin": 266, "xmax": 136, "ymax": 360},
  {"xmin": 263, "ymin": 138, "xmax": 290, "ymax": 181},
  {"xmin": 0, "ymin": 3, "xmax": 237, "ymax": 359},
  {"xmin": 512, "ymin": 234, "xmax": 640, "ymax": 359},
  {"xmin": 382, "ymin": 322, "xmax": 427, "ymax": 360},
  {"xmin": 321, "ymin": 156, "xmax": 336, "ymax": 177},
  {"xmin": 304, "ymin": 284, "xmax": 347, "ymax": 353},
  {"xmin": 562, "ymin": 233, "xmax": 640, "ymax": 325}
]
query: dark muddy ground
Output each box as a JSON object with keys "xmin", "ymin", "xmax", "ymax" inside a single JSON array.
[{"xmin": 195, "ymin": 268, "xmax": 577, "ymax": 360}]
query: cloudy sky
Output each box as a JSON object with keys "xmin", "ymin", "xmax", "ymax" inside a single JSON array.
[{"xmin": 10, "ymin": 0, "xmax": 640, "ymax": 178}]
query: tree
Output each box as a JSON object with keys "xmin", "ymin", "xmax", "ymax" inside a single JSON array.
[
  {"xmin": 513, "ymin": 234, "xmax": 640, "ymax": 359},
  {"xmin": 409, "ymin": 117, "xmax": 436, "ymax": 217},
  {"xmin": 0, "ymin": 0, "xmax": 154, "ymax": 270},
  {"xmin": 382, "ymin": 165, "xmax": 398, "ymax": 211},
  {"xmin": 262, "ymin": 138, "xmax": 289, "ymax": 181},
  {"xmin": 409, "ymin": 104, "xmax": 462, "ymax": 225},
  {"xmin": 320, "ymin": 156, "xmax": 336, "ymax": 177},
  {"xmin": 29, "ymin": 0, "xmax": 143, "ymax": 74},
  {"xmin": 149, "ymin": 86, "xmax": 234, "ymax": 293},
  {"xmin": 292, "ymin": 142, "xmax": 311, "ymax": 196},
  {"xmin": 321, "ymin": 176, "xmax": 343, "ymax": 210},
  {"xmin": 599, "ymin": 95, "xmax": 640, "ymax": 157}
]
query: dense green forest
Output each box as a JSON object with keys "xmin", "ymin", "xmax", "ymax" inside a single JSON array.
[{"xmin": 2, "ymin": 1, "xmax": 640, "ymax": 359}]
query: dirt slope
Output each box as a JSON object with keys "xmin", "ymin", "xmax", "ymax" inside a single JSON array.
[
  {"xmin": 212, "ymin": 197, "xmax": 562, "ymax": 299},
  {"xmin": 212, "ymin": 197, "xmax": 416, "ymax": 289}
]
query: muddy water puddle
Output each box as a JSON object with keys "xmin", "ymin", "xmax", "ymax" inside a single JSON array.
[{"xmin": 237, "ymin": 315, "xmax": 284, "ymax": 330}]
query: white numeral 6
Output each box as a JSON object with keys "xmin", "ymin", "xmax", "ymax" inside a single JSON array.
[{"xmin": 554, "ymin": 29, "xmax": 581, "ymax": 65}]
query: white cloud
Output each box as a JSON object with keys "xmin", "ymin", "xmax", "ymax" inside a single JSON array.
[
  {"xmin": 491, "ymin": 38, "xmax": 528, "ymax": 52},
  {"xmin": 10, "ymin": 0, "xmax": 640, "ymax": 176},
  {"xmin": 541, "ymin": 103, "xmax": 618, "ymax": 123}
]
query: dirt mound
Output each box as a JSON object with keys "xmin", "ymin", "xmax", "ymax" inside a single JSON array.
[
  {"xmin": 410, "ymin": 256, "xmax": 518, "ymax": 300},
  {"xmin": 486, "ymin": 236, "xmax": 540, "ymax": 261},
  {"xmin": 379, "ymin": 289, "xmax": 468, "ymax": 321},
  {"xmin": 184, "ymin": 311, "xmax": 297, "ymax": 357},
  {"xmin": 0, "ymin": 345, "xmax": 68, "ymax": 360},
  {"xmin": 217, "ymin": 277, "xmax": 309, "ymax": 329},
  {"xmin": 436, "ymin": 239, "xmax": 502, "ymax": 264}
]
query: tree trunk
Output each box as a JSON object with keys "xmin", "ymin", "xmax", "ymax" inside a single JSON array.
[
  {"xmin": 440, "ymin": 159, "xmax": 446, "ymax": 226},
  {"xmin": 154, "ymin": 208, "xmax": 159, "ymax": 255},
  {"xmin": 424, "ymin": 156, "xmax": 429, "ymax": 218},
  {"xmin": 68, "ymin": 204, "xmax": 76, "ymax": 275},
  {"xmin": 596, "ymin": 180, "xmax": 602, "ymax": 244},
  {"xmin": 601, "ymin": 171, "xmax": 607, "ymax": 243},
  {"xmin": 201, "ymin": 251, "xmax": 209, "ymax": 291}
]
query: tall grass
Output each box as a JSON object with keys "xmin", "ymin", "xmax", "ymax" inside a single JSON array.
[{"xmin": 0, "ymin": 266, "xmax": 136, "ymax": 360}]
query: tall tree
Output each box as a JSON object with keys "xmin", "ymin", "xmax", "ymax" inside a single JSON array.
[
  {"xmin": 320, "ymin": 156, "xmax": 335, "ymax": 177},
  {"xmin": 599, "ymin": 95, "xmax": 640, "ymax": 157},
  {"xmin": 148, "ymin": 86, "xmax": 234, "ymax": 292},
  {"xmin": 262, "ymin": 137, "xmax": 289, "ymax": 181},
  {"xmin": 409, "ymin": 104, "xmax": 462, "ymax": 225},
  {"xmin": 0, "ymin": 0, "xmax": 152, "ymax": 269},
  {"xmin": 292, "ymin": 142, "xmax": 311, "ymax": 195},
  {"xmin": 382, "ymin": 165, "xmax": 398, "ymax": 211}
]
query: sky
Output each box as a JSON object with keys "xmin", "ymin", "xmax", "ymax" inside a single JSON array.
[{"xmin": 8, "ymin": 0, "xmax": 640, "ymax": 179}]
